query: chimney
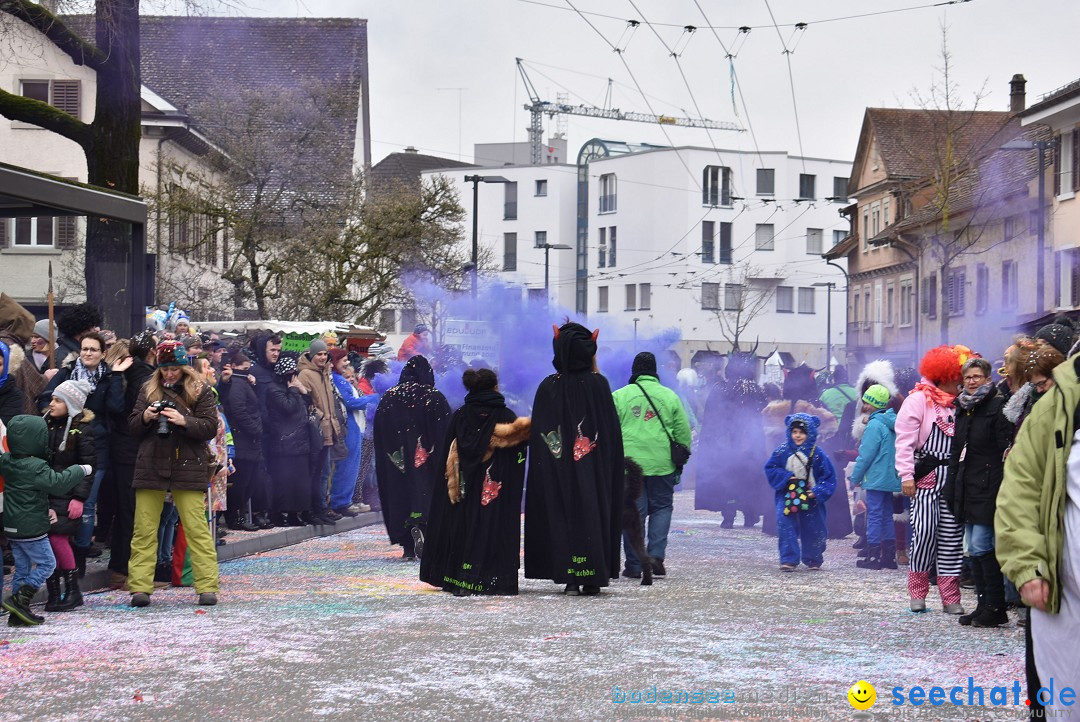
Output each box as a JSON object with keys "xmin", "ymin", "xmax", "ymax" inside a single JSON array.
[
  {"xmin": 403, "ymin": 146, "xmax": 419, "ymax": 154},
  {"xmin": 1010, "ymin": 74, "xmax": 1027, "ymax": 113}
]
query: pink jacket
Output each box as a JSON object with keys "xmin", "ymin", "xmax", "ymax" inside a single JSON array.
[{"xmin": 894, "ymin": 384, "xmax": 953, "ymax": 480}]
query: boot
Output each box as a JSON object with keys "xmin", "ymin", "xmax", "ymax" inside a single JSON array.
[
  {"xmin": 959, "ymin": 556, "xmax": 976, "ymax": 589},
  {"xmin": 852, "ymin": 535, "xmax": 867, "ymax": 550},
  {"xmin": 972, "ymin": 553, "xmax": 1009, "ymax": 627},
  {"xmin": 254, "ymin": 512, "xmax": 274, "ymax": 530},
  {"xmin": 880, "ymin": 540, "xmax": 899, "ymax": 569},
  {"xmin": 44, "ymin": 570, "xmax": 63, "ymax": 612},
  {"xmin": 856, "ymin": 544, "xmax": 882, "ymax": 569},
  {"xmin": 73, "ymin": 545, "xmax": 88, "ymax": 578},
  {"xmin": 959, "ymin": 557, "xmax": 986, "ymax": 626},
  {"xmin": 2, "ymin": 585, "xmax": 44, "ymax": 625},
  {"xmin": 55, "ymin": 569, "xmax": 83, "ymax": 611}
]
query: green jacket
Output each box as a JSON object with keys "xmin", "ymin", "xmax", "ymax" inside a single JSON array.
[
  {"xmin": 0, "ymin": 415, "xmax": 85, "ymax": 539},
  {"xmin": 612, "ymin": 375, "xmax": 692, "ymax": 476},
  {"xmin": 996, "ymin": 355, "xmax": 1078, "ymax": 615}
]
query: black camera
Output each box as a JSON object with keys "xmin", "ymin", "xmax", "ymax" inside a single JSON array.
[{"xmin": 150, "ymin": 400, "xmax": 178, "ymax": 437}]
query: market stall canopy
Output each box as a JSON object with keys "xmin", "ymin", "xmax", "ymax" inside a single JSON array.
[{"xmin": 198, "ymin": 320, "xmax": 380, "ymax": 338}]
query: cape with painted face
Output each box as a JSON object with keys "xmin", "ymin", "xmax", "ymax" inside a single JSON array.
[
  {"xmin": 373, "ymin": 355, "xmax": 452, "ymax": 556},
  {"xmin": 523, "ymin": 322, "xmax": 625, "ymax": 588}
]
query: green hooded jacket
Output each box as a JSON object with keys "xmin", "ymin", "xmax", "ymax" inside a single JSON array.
[
  {"xmin": 0, "ymin": 415, "xmax": 85, "ymax": 539},
  {"xmin": 995, "ymin": 355, "xmax": 1078, "ymax": 615},
  {"xmin": 612, "ymin": 375, "xmax": 692, "ymax": 477}
]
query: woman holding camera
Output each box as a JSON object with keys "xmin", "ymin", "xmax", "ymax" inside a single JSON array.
[{"xmin": 126, "ymin": 340, "xmax": 220, "ymax": 607}]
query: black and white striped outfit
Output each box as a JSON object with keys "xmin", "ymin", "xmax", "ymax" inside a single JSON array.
[{"xmin": 909, "ymin": 421, "xmax": 963, "ymax": 575}]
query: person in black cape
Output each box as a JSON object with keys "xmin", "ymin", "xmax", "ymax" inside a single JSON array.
[
  {"xmin": 524, "ymin": 322, "xmax": 624, "ymax": 595},
  {"xmin": 420, "ymin": 368, "xmax": 531, "ymax": 596},
  {"xmin": 373, "ymin": 355, "xmax": 451, "ymax": 560}
]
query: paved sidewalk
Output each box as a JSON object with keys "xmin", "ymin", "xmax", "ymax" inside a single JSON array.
[{"xmin": 1, "ymin": 490, "xmax": 1025, "ymax": 721}]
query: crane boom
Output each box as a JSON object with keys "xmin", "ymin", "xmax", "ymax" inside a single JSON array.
[{"xmin": 516, "ymin": 58, "xmax": 743, "ymax": 165}]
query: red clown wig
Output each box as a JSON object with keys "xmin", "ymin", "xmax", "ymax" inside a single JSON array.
[{"xmin": 918, "ymin": 345, "xmax": 964, "ymax": 386}]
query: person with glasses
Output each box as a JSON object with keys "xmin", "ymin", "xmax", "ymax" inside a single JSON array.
[
  {"xmin": 1003, "ymin": 339, "xmax": 1065, "ymax": 434},
  {"xmin": 38, "ymin": 332, "xmax": 131, "ymax": 574},
  {"xmin": 942, "ymin": 358, "xmax": 1014, "ymax": 627}
]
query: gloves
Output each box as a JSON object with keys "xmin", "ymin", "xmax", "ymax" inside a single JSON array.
[
  {"xmin": 79, "ymin": 464, "xmax": 94, "ymax": 476},
  {"xmin": 68, "ymin": 499, "xmax": 84, "ymax": 520}
]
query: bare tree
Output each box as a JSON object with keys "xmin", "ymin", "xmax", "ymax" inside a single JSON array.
[{"xmin": 705, "ymin": 262, "xmax": 780, "ymax": 352}]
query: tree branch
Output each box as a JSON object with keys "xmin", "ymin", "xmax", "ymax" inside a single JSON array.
[
  {"xmin": 0, "ymin": 88, "xmax": 91, "ymax": 145},
  {"xmin": 0, "ymin": 0, "xmax": 109, "ymax": 70}
]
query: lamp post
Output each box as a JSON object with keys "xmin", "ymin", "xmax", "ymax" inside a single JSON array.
[
  {"xmin": 1001, "ymin": 137, "xmax": 1056, "ymax": 317},
  {"xmin": 812, "ymin": 281, "xmax": 835, "ymax": 373},
  {"xmin": 464, "ymin": 174, "xmax": 510, "ymax": 300},
  {"xmin": 540, "ymin": 242, "xmax": 572, "ymax": 303}
]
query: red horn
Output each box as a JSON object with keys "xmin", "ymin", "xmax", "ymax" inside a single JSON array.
[
  {"xmin": 552, "ymin": 324, "xmax": 560, "ymax": 339},
  {"xmin": 591, "ymin": 328, "xmax": 600, "ymax": 342}
]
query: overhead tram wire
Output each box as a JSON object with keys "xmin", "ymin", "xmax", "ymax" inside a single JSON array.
[{"xmin": 762, "ymin": 0, "xmax": 808, "ymax": 176}]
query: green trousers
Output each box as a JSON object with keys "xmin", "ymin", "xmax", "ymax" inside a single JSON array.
[{"xmin": 129, "ymin": 488, "xmax": 220, "ymax": 595}]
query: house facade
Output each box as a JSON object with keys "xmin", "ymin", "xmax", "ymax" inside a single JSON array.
[{"xmin": 432, "ymin": 140, "xmax": 852, "ymax": 368}]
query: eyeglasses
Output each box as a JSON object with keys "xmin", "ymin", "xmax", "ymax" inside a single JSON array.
[
  {"xmin": 962, "ymin": 374, "xmax": 986, "ymax": 382},
  {"xmin": 1032, "ymin": 378, "xmax": 1051, "ymax": 391},
  {"xmin": 80, "ymin": 347, "xmax": 102, "ymax": 353}
]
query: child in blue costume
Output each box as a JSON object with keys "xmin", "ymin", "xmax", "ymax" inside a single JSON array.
[{"xmin": 764, "ymin": 412, "xmax": 836, "ymax": 571}]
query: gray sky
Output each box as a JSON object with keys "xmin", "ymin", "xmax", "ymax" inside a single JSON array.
[{"xmin": 237, "ymin": 0, "xmax": 1079, "ymax": 167}]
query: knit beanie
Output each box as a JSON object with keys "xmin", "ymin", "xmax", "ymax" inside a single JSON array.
[
  {"xmin": 181, "ymin": 335, "xmax": 203, "ymax": 350},
  {"xmin": 51, "ymin": 379, "xmax": 91, "ymax": 451},
  {"xmin": 862, "ymin": 383, "xmax": 890, "ymax": 410},
  {"xmin": 156, "ymin": 340, "xmax": 188, "ymax": 368},
  {"xmin": 328, "ymin": 347, "xmax": 349, "ymax": 367},
  {"xmin": 309, "ymin": 338, "xmax": 328, "ymax": 355},
  {"xmin": 1035, "ymin": 322, "xmax": 1074, "ymax": 358},
  {"xmin": 33, "ymin": 319, "xmax": 56, "ymax": 340},
  {"xmin": 274, "ymin": 354, "xmax": 299, "ymax": 377}
]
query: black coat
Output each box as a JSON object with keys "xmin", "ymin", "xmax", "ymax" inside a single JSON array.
[
  {"xmin": 265, "ymin": 381, "xmax": 311, "ymax": 456},
  {"xmin": 223, "ymin": 373, "xmax": 263, "ymax": 460},
  {"xmin": 108, "ymin": 358, "xmax": 156, "ymax": 467},
  {"xmin": 944, "ymin": 386, "xmax": 1013, "ymax": 526},
  {"xmin": 0, "ymin": 376, "xmax": 24, "ymax": 425},
  {"xmin": 46, "ymin": 411, "xmax": 96, "ymax": 535}
]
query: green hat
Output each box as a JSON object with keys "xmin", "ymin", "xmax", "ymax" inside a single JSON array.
[{"xmin": 862, "ymin": 384, "xmax": 890, "ymax": 410}]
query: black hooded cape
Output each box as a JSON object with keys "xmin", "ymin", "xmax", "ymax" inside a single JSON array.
[
  {"xmin": 373, "ymin": 355, "xmax": 452, "ymax": 551},
  {"xmin": 524, "ymin": 323, "xmax": 624, "ymax": 587},
  {"xmin": 419, "ymin": 390, "xmax": 527, "ymax": 594}
]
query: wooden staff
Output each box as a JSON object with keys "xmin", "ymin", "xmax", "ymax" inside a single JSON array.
[{"xmin": 48, "ymin": 261, "xmax": 56, "ymax": 370}]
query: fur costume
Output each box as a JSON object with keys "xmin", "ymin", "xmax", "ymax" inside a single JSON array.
[
  {"xmin": 447, "ymin": 417, "xmax": 531, "ymax": 503},
  {"xmin": 622, "ymin": 457, "xmax": 653, "ymax": 585}
]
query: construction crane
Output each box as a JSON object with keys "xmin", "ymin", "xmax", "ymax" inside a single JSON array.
[{"xmin": 516, "ymin": 57, "xmax": 743, "ymax": 165}]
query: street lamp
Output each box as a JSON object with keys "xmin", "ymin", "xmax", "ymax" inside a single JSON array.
[
  {"xmin": 464, "ymin": 174, "xmax": 510, "ymax": 300},
  {"xmin": 812, "ymin": 281, "xmax": 835, "ymax": 374},
  {"xmin": 1001, "ymin": 137, "xmax": 1056, "ymax": 317},
  {"xmin": 539, "ymin": 242, "xmax": 572, "ymax": 301}
]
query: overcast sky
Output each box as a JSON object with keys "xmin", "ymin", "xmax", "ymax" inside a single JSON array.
[{"xmin": 235, "ymin": 0, "xmax": 1078, "ymax": 168}]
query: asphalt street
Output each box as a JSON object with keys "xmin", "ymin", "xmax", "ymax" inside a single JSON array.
[{"xmin": 0, "ymin": 489, "xmax": 1026, "ymax": 721}]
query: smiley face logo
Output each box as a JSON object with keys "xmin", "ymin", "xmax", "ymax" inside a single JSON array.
[{"xmin": 847, "ymin": 680, "xmax": 877, "ymax": 710}]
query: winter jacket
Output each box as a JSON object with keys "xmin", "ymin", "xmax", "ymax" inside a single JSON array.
[
  {"xmin": 612, "ymin": 375, "xmax": 692, "ymax": 476},
  {"xmin": 108, "ymin": 357, "xmax": 156, "ymax": 467},
  {"xmin": 297, "ymin": 353, "xmax": 340, "ymax": 447},
  {"xmin": 45, "ymin": 410, "xmax": 95, "ymax": 535},
  {"xmin": 763, "ymin": 413, "xmax": 837, "ymax": 501},
  {"xmin": 52, "ymin": 335, "xmax": 81, "ymax": 371},
  {"xmin": 331, "ymin": 371, "xmax": 377, "ymax": 439},
  {"xmin": 265, "ymin": 381, "xmax": 311, "ymax": 457},
  {"xmin": 819, "ymin": 383, "xmax": 857, "ymax": 421},
  {"xmin": 397, "ymin": 332, "xmax": 428, "ymax": 361},
  {"xmin": 996, "ymin": 354, "xmax": 1080, "ymax": 615},
  {"xmin": 0, "ymin": 415, "xmax": 85, "ymax": 539},
  {"xmin": 39, "ymin": 361, "xmax": 123, "ymax": 469},
  {"xmin": 894, "ymin": 382, "xmax": 955, "ymax": 481},
  {"xmin": 942, "ymin": 386, "xmax": 1012, "ymax": 526},
  {"xmin": 222, "ymin": 372, "xmax": 263, "ymax": 461},
  {"xmin": 848, "ymin": 409, "xmax": 900, "ymax": 492},
  {"xmin": 129, "ymin": 381, "xmax": 219, "ymax": 491}
]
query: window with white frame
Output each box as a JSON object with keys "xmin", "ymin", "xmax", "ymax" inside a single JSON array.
[
  {"xmin": 701, "ymin": 282, "xmax": 720, "ymax": 310},
  {"xmin": 833, "ymin": 229, "xmax": 846, "ymax": 247},
  {"xmin": 638, "ymin": 283, "xmax": 651, "ymax": 310},
  {"xmin": 798, "ymin": 174, "xmax": 816, "ymax": 200},
  {"xmin": 598, "ymin": 286, "xmax": 609, "ymax": 313},
  {"xmin": 608, "ymin": 226, "xmax": 617, "ymax": 267},
  {"xmin": 755, "ymin": 223, "xmax": 774, "ymax": 251},
  {"xmin": 503, "ymin": 232, "xmax": 517, "ymax": 271},
  {"xmin": 798, "ymin": 287, "xmax": 815, "ymax": 314},
  {"xmin": 504, "ymin": 182, "xmax": 517, "ymax": 220},
  {"xmin": 832, "ymin": 177, "xmax": 849, "ymax": 201},
  {"xmin": 806, "ymin": 228, "xmax": 823, "ymax": 255},
  {"xmin": 757, "ymin": 168, "xmax": 775, "ymax": 196},
  {"xmin": 899, "ymin": 276, "xmax": 914, "ymax": 326},
  {"xmin": 625, "ymin": 284, "xmax": 636, "ymax": 311},
  {"xmin": 885, "ymin": 282, "xmax": 895, "ymax": 326},
  {"xmin": 379, "ymin": 308, "xmax": 396, "ymax": 332},
  {"xmin": 599, "ymin": 174, "xmax": 617, "ymax": 213},
  {"xmin": 718, "ymin": 222, "xmax": 732, "ymax": 263},
  {"xmin": 776, "ymin": 285, "xmax": 794, "ymax": 313},
  {"xmin": 400, "ymin": 308, "xmax": 417, "ymax": 333},
  {"xmin": 1002, "ymin": 261, "xmax": 1018, "ymax": 310},
  {"xmin": 724, "ymin": 283, "xmax": 745, "ymax": 311},
  {"xmin": 597, "ymin": 227, "xmax": 606, "ymax": 268},
  {"xmin": 535, "ymin": 230, "xmax": 547, "ymax": 249},
  {"xmin": 975, "ymin": 264, "xmax": 989, "ymax": 315},
  {"xmin": 862, "ymin": 208, "xmax": 870, "ymax": 251},
  {"xmin": 702, "ymin": 165, "xmax": 732, "ymax": 206},
  {"xmin": 20, "ymin": 78, "xmax": 80, "ymax": 118},
  {"xmin": 701, "ymin": 221, "xmax": 715, "ymax": 263}
]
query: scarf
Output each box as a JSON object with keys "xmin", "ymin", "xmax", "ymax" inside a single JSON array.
[
  {"xmin": 955, "ymin": 382, "xmax": 993, "ymax": 410},
  {"xmin": 914, "ymin": 380, "xmax": 956, "ymax": 409},
  {"xmin": 69, "ymin": 358, "xmax": 105, "ymax": 392}
]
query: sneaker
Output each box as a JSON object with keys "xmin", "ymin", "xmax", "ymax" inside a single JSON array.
[
  {"xmin": 130, "ymin": 592, "xmax": 151, "ymax": 608},
  {"xmin": 806, "ymin": 564, "xmax": 822, "ymax": 570},
  {"xmin": 198, "ymin": 592, "xmax": 218, "ymax": 606},
  {"xmin": 622, "ymin": 568, "xmax": 642, "ymax": 579},
  {"xmin": 410, "ymin": 526, "xmax": 425, "ymax": 560},
  {"xmin": 942, "ymin": 603, "xmax": 965, "ymax": 615},
  {"xmin": 910, "ymin": 598, "xmax": 927, "ymax": 612},
  {"xmin": 323, "ymin": 509, "xmax": 343, "ymax": 521},
  {"xmin": 348, "ymin": 503, "xmax": 372, "ymax": 513},
  {"xmin": 779, "ymin": 564, "xmax": 797, "ymax": 572},
  {"xmin": 333, "ymin": 507, "xmax": 360, "ymax": 518},
  {"xmin": 651, "ymin": 559, "xmax": 666, "ymax": 578}
]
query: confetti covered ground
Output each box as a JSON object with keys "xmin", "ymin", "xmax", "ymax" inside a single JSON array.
[{"xmin": 1, "ymin": 490, "xmax": 1029, "ymax": 721}]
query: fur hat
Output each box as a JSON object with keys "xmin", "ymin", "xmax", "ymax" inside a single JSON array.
[
  {"xmin": 50, "ymin": 379, "xmax": 91, "ymax": 451},
  {"xmin": 855, "ymin": 359, "xmax": 898, "ymax": 397},
  {"xmin": 156, "ymin": 340, "xmax": 188, "ymax": 368},
  {"xmin": 57, "ymin": 303, "xmax": 102, "ymax": 339}
]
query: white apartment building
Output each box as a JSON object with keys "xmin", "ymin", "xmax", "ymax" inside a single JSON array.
[{"xmin": 434, "ymin": 139, "xmax": 851, "ymax": 369}]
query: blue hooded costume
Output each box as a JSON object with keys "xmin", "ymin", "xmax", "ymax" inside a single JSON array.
[{"xmin": 764, "ymin": 412, "xmax": 837, "ymax": 567}]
